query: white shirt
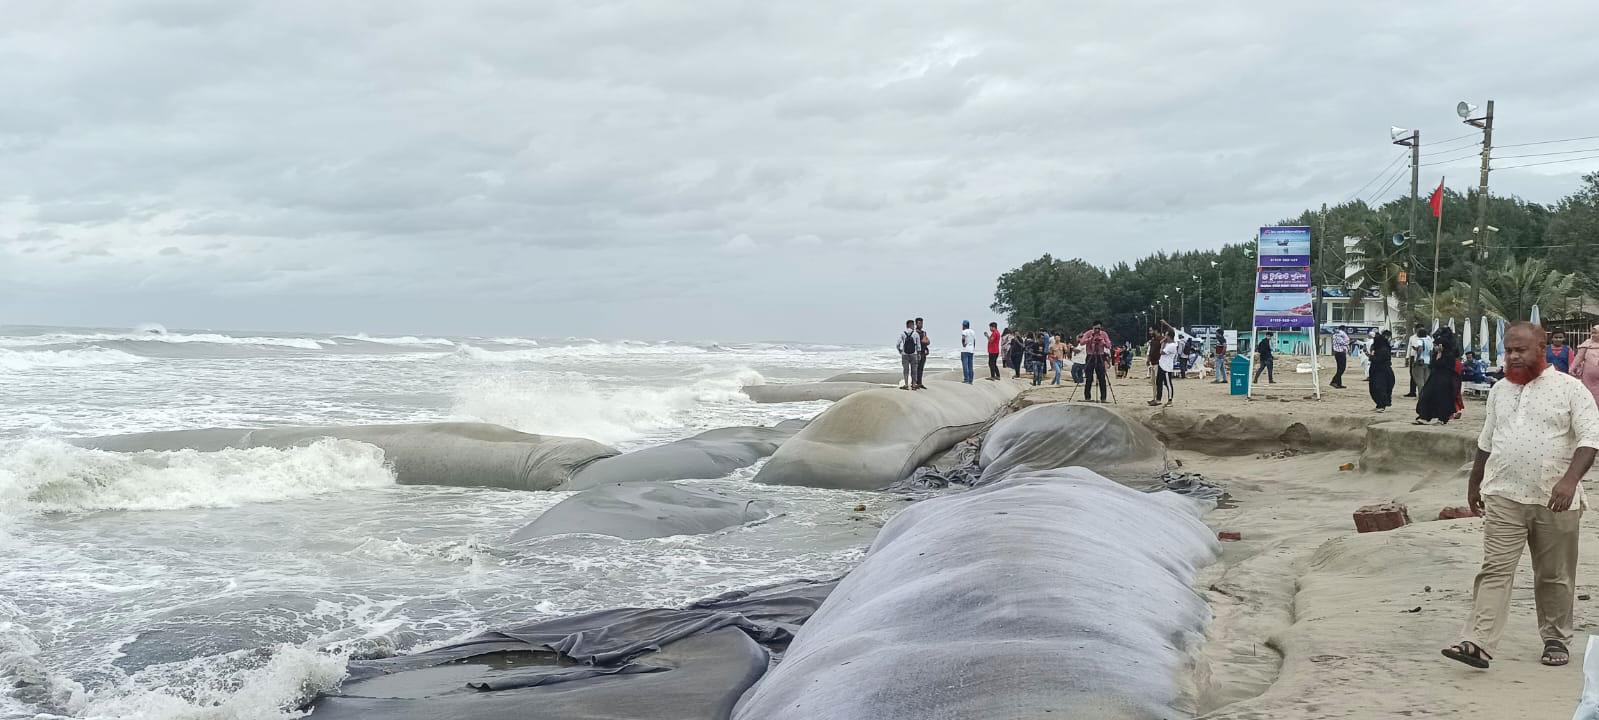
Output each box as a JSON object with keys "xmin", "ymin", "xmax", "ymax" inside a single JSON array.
[
  {"xmin": 1478, "ymin": 366, "xmax": 1599, "ymax": 508},
  {"xmin": 1158, "ymin": 342, "xmax": 1180, "ymax": 372},
  {"xmin": 1332, "ymin": 331, "xmax": 1350, "ymax": 353},
  {"xmin": 1071, "ymin": 347, "xmax": 1088, "ymax": 365},
  {"xmin": 961, "ymin": 328, "xmax": 977, "ymax": 353}
]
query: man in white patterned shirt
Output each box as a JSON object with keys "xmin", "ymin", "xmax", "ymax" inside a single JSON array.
[{"xmin": 1443, "ymin": 322, "xmax": 1599, "ymax": 670}]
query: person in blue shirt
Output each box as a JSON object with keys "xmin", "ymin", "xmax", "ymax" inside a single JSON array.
[
  {"xmin": 1548, "ymin": 331, "xmax": 1575, "ymax": 373},
  {"xmin": 1461, "ymin": 352, "xmax": 1494, "ymax": 385}
]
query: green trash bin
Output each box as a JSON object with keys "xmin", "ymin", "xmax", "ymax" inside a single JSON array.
[{"xmin": 1230, "ymin": 355, "xmax": 1251, "ymax": 395}]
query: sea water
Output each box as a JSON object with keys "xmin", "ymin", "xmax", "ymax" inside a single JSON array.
[{"xmin": 0, "ymin": 325, "xmax": 919, "ymax": 719}]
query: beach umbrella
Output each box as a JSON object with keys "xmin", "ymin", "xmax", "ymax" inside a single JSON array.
[
  {"xmin": 1480, "ymin": 316, "xmax": 1489, "ymax": 356},
  {"xmin": 1462, "ymin": 319, "xmax": 1472, "ymax": 354},
  {"xmin": 1449, "ymin": 317, "xmax": 1457, "ymax": 335},
  {"xmin": 1496, "ymin": 317, "xmax": 1506, "ymax": 363},
  {"xmin": 1531, "ymin": 304, "xmax": 1541, "ymax": 326}
]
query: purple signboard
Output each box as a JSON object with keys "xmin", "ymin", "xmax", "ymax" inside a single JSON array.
[
  {"xmin": 1258, "ymin": 268, "xmax": 1312, "ymax": 292},
  {"xmin": 1253, "ymin": 292, "xmax": 1316, "ymax": 329},
  {"xmin": 1257, "ymin": 226, "xmax": 1312, "ymax": 268}
]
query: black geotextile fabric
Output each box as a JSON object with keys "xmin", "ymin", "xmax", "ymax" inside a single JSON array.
[{"xmin": 307, "ymin": 580, "xmax": 836, "ymax": 720}]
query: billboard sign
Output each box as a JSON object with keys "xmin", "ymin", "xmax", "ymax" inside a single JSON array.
[
  {"xmin": 1258, "ymin": 269, "xmax": 1312, "ymax": 292},
  {"xmin": 1253, "ymin": 292, "xmax": 1316, "ymax": 329},
  {"xmin": 1257, "ymin": 226, "xmax": 1312, "ymax": 268}
]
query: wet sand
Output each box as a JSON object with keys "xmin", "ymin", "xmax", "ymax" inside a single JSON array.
[{"xmin": 1022, "ymin": 359, "xmax": 1593, "ymax": 718}]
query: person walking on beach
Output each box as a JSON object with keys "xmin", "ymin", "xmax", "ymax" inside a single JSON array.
[
  {"xmin": 1330, "ymin": 326, "xmax": 1351, "ymax": 389},
  {"xmin": 1008, "ymin": 328, "xmax": 1025, "ymax": 379},
  {"xmin": 1024, "ymin": 332, "xmax": 1045, "ymax": 385},
  {"xmin": 1415, "ymin": 326, "xmax": 1460, "ymax": 425},
  {"xmin": 959, "ymin": 320, "xmax": 977, "ymax": 384},
  {"xmin": 912, "ymin": 318, "xmax": 930, "ymax": 390},
  {"xmin": 1079, "ymin": 320, "xmax": 1111, "ymax": 403},
  {"xmin": 1253, "ymin": 333, "xmax": 1276, "ymax": 384},
  {"xmin": 1406, "ymin": 326, "xmax": 1432, "ymax": 398},
  {"xmin": 1211, "ymin": 330, "xmax": 1229, "ymax": 384},
  {"xmin": 1048, "ymin": 332, "xmax": 1067, "ymax": 385},
  {"xmin": 1150, "ymin": 329, "xmax": 1179, "ymax": 407},
  {"xmin": 1548, "ymin": 330, "xmax": 1575, "ymax": 374},
  {"xmin": 985, "ymin": 322, "xmax": 1002, "ymax": 381},
  {"xmin": 1442, "ymin": 322, "xmax": 1599, "ymax": 671},
  {"xmin": 897, "ymin": 320, "xmax": 918, "ymax": 390},
  {"xmin": 1368, "ymin": 329, "xmax": 1396, "ymax": 412},
  {"xmin": 1070, "ymin": 339, "xmax": 1088, "ymax": 385},
  {"xmin": 1568, "ymin": 325, "xmax": 1599, "ymax": 406}
]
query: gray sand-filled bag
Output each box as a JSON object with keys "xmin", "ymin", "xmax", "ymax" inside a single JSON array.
[
  {"xmin": 75, "ymin": 423, "xmax": 619, "ymax": 491},
  {"xmin": 563, "ymin": 420, "xmax": 806, "ymax": 489},
  {"xmin": 741, "ymin": 382, "xmax": 880, "ymax": 403},
  {"xmin": 733, "ymin": 469, "xmax": 1217, "ymax": 720},
  {"xmin": 510, "ymin": 482, "xmax": 772, "ymax": 542},
  {"xmin": 753, "ymin": 380, "xmax": 1019, "ymax": 490},
  {"xmin": 978, "ymin": 403, "xmax": 1168, "ymax": 483}
]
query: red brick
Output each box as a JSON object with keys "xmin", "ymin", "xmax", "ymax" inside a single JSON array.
[
  {"xmin": 1354, "ymin": 502, "xmax": 1411, "ymax": 533},
  {"xmin": 1438, "ymin": 506, "xmax": 1479, "ymax": 520},
  {"xmin": 1217, "ymin": 531, "xmax": 1242, "ymax": 542}
]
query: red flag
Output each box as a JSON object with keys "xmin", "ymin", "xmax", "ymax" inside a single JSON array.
[{"xmin": 1429, "ymin": 179, "xmax": 1445, "ymax": 218}]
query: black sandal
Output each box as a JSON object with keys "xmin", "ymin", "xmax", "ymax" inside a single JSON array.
[
  {"xmin": 1442, "ymin": 641, "xmax": 1492, "ymax": 669},
  {"xmin": 1542, "ymin": 639, "xmax": 1570, "ymax": 667}
]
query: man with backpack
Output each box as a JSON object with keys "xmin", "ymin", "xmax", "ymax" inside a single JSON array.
[
  {"xmin": 898, "ymin": 320, "xmax": 918, "ymax": 390},
  {"xmin": 1254, "ymin": 333, "xmax": 1276, "ymax": 384},
  {"xmin": 912, "ymin": 317, "xmax": 930, "ymax": 390}
]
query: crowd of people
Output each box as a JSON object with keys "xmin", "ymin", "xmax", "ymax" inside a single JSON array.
[{"xmin": 892, "ymin": 318, "xmax": 1118, "ymax": 402}]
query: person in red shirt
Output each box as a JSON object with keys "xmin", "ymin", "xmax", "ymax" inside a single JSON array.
[
  {"xmin": 984, "ymin": 322, "xmax": 1002, "ymax": 380},
  {"xmin": 1077, "ymin": 320, "xmax": 1112, "ymax": 402}
]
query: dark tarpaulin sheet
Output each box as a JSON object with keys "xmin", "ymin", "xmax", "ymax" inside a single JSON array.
[{"xmin": 308, "ymin": 580, "xmax": 835, "ymax": 720}]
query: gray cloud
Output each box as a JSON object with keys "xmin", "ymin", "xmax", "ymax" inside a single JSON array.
[{"xmin": 2, "ymin": 0, "xmax": 1598, "ymax": 342}]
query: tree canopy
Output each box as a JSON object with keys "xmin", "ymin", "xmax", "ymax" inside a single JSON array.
[{"xmin": 991, "ymin": 172, "xmax": 1599, "ymax": 343}]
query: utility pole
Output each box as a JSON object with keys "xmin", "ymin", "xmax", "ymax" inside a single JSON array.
[
  {"xmin": 1462, "ymin": 100, "xmax": 1494, "ymax": 322},
  {"xmin": 1392, "ymin": 127, "xmax": 1421, "ymax": 326}
]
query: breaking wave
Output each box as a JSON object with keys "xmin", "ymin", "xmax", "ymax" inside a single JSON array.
[
  {"xmin": 0, "ymin": 440, "xmax": 395, "ymax": 514},
  {"xmin": 451, "ymin": 368, "xmax": 764, "ymax": 445},
  {"xmin": 0, "ymin": 347, "xmax": 148, "ymax": 371}
]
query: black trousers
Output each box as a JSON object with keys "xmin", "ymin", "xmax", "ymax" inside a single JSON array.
[
  {"xmin": 1254, "ymin": 357, "xmax": 1274, "ymax": 383},
  {"xmin": 988, "ymin": 352, "xmax": 1000, "ymax": 379},
  {"xmin": 912, "ymin": 353, "xmax": 927, "ymax": 386},
  {"xmin": 1332, "ymin": 351, "xmax": 1347, "ymax": 386},
  {"xmin": 1083, "ymin": 354, "xmax": 1108, "ymax": 401},
  {"xmin": 1010, "ymin": 352, "xmax": 1023, "ymax": 377},
  {"xmin": 1154, "ymin": 368, "xmax": 1175, "ymax": 402},
  {"xmin": 1369, "ymin": 364, "xmax": 1395, "ymax": 408}
]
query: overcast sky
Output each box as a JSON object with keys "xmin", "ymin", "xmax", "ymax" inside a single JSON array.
[{"xmin": 2, "ymin": 1, "xmax": 1597, "ymax": 343}]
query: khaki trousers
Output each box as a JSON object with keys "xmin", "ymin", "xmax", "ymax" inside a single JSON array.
[{"xmin": 1463, "ymin": 495, "xmax": 1581, "ymax": 653}]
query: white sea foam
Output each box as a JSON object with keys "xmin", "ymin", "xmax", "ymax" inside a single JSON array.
[
  {"xmin": 58, "ymin": 645, "xmax": 348, "ymax": 720},
  {"xmin": 0, "ymin": 331, "xmax": 327, "ymax": 350},
  {"xmin": 0, "ymin": 440, "xmax": 395, "ymax": 514},
  {"xmin": 452, "ymin": 341, "xmax": 712, "ymax": 362},
  {"xmin": 451, "ymin": 368, "xmax": 764, "ymax": 445},
  {"xmin": 334, "ymin": 333, "xmax": 455, "ymax": 347},
  {"xmin": 0, "ymin": 347, "xmax": 148, "ymax": 371}
]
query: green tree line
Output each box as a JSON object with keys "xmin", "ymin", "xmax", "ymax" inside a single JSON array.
[{"xmin": 992, "ymin": 172, "xmax": 1599, "ymax": 344}]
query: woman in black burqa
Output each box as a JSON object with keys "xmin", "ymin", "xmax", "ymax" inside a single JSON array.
[
  {"xmin": 1368, "ymin": 330, "xmax": 1395, "ymax": 412},
  {"xmin": 1415, "ymin": 326, "xmax": 1460, "ymax": 424}
]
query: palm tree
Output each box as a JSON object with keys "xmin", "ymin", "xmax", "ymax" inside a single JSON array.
[
  {"xmin": 1346, "ymin": 233, "xmax": 1415, "ymax": 329},
  {"xmin": 1451, "ymin": 257, "xmax": 1576, "ymax": 321}
]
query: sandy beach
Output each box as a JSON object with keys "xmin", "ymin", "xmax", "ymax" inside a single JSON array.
[{"xmin": 1020, "ymin": 358, "xmax": 1594, "ymax": 717}]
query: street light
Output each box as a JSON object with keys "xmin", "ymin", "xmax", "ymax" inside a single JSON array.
[
  {"xmin": 1210, "ymin": 260, "xmax": 1222, "ymax": 327},
  {"xmin": 1192, "ymin": 274, "xmax": 1202, "ymax": 326},
  {"xmin": 1175, "ymin": 286, "xmax": 1186, "ymax": 329}
]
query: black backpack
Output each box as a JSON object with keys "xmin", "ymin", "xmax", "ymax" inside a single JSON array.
[{"xmin": 901, "ymin": 331, "xmax": 918, "ymax": 355}]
